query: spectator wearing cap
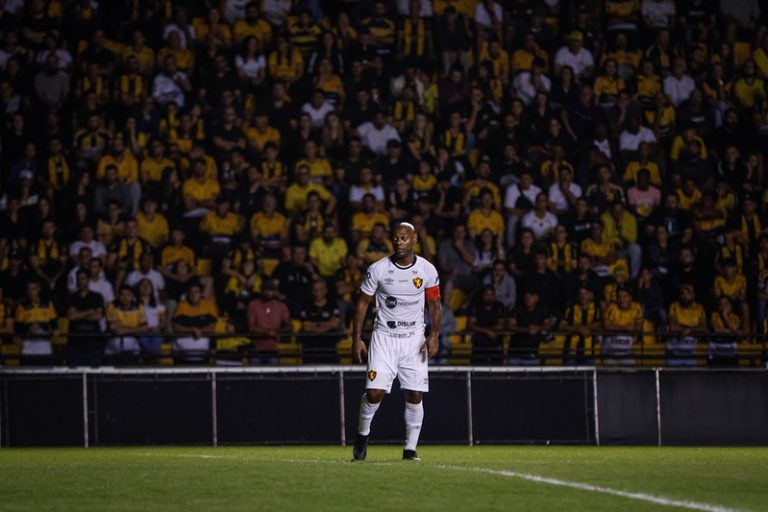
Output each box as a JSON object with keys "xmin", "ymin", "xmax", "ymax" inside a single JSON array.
[
  {"xmin": 554, "ymin": 31, "xmax": 595, "ymax": 80},
  {"xmin": 247, "ymin": 278, "xmax": 290, "ymax": 365}
]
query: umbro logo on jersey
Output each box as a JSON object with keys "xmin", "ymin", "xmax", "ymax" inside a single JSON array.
[
  {"xmin": 367, "ymin": 370, "xmax": 377, "ymax": 381},
  {"xmin": 413, "ymin": 277, "xmax": 423, "ymax": 289}
]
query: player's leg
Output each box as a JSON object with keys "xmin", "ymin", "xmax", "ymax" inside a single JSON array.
[
  {"xmin": 403, "ymin": 389, "xmax": 424, "ymax": 460},
  {"xmin": 353, "ymin": 331, "xmax": 396, "ymax": 461},
  {"xmin": 398, "ymin": 333, "xmax": 429, "ymax": 460}
]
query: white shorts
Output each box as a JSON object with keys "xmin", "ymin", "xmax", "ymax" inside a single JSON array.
[{"xmin": 366, "ymin": 329, "xmax": 428, "ymax": 393}]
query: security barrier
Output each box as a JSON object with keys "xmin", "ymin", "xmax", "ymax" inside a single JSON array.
[{"xmin": 1, "ymin": 367, "xmax": 767, "ymax": 447}]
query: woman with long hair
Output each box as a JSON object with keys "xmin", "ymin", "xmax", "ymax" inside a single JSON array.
[{"xmin": 136, "ymin": 278, "xmax": 167, "ymax": 362}]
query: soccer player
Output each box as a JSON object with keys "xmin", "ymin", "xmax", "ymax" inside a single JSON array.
[{"xmin": 352, "ymin": 222, "xmax": 442, "ymax": 461}]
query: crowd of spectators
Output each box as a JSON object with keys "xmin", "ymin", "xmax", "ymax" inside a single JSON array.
[{"xmin": 0, "ymin": 0, "xmax": 767, "ymax": 366}]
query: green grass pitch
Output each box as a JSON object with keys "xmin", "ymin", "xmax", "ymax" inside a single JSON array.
[{"xmin": 1, "ymin": 446, "xmax": 766, "ymax": 511}]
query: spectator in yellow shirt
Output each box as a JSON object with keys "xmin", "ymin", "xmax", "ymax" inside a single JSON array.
[
  {"xmin": 601, "ymin": 201, "xmax": 641, "ymax": 278},
  {"xmin": 182, "ymin": 158, "xmax": 221, "ymax": 218},
  {"xmin": 602, "ymin": 286, "xmax": 643, "ymax": 365},
  {"xmin": 97, "ymin": 137, "xmax": 140, "ymax": 214},
  {"xmin": 467, "ymin": 188, "xmax": 505, "ymax": 241},
  {"xmin": 667, "ymin": 283, "xmax": 708, "ymax": 366},
  {"xmin": 284, "ymin": 164, "xmax": 336, "ymax": 216},
  {"xmin": 250, "ymin": 194, "xmax": 288, "ymax": 260},
  {"xmin": 352, "ymin": 194, "xmax": 390, "ymax": 243},
  {"xmin": 135, "ymin": 197, "xmax": 169, "ymax": 249},
  {"xmin": 732, "ymin": 60, "xmax": 765, "ymax": 109},
  {"xmin": 356, "ymin": 223, "xmax": 394, "ymax": 265},
  {"xmin": 714, "ymin": 258, "xmax": 750, "ymax": 331},
  {"xmin": 309, "ymin": 224, "xmax": 348, "ymax": 278},
  {"xmin": 200, "ymin": 196, "xmax": 244, "ymax": 248}
]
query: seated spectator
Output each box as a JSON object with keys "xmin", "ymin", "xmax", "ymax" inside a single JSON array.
[
  {"xmin": 627, "ymin": 169, "xmax": 661, "ymax": 224},
  {"xmin": 172, "ymin": 281, "xmax": 219, "ymax": 364},
  {"xmin": 548, "ymin": 224, "xmax": 577, "ymax": 276},
  {"xmin": 508, "ymin": 288, "xmax": 554, "ymax": 365},
  {"xmin": 602, "ymin": 286, "xmax": 643, "ymax": 365},
  {"xmin": 554, "ymin": 31, "xmax": 595, "ymax": 81},
  {"xmin": 107, "ymin": 218, "xmax": 151, "ymax": 289},
  {"xmin": 467, "ymin": 285, "xmax": 506, "ymax": 365},
  {"xmin": 309, "ymin": 224, "xmax": 348, "ymax": 280},
  {"xmin": 709, "ymin": 296, "xmax": 741, "ymax": 366},
  {"xmin": 601, "ymin": 200, "xmax": 642, "ymax": 278},
  {"xmin": 482, "ymin": 259, "xmax": 516, "ymax": 310},
  {"xmin": 284, "ymin": 164, "xmax": 336, "ymax": 216},
  {"xmin": 94, "ymin": 165, "xmax": 131, "ymax": 217},
  {"xmin": 356, "ymin": 223, "xmax": 394, "ymax": 265},
  {"xmin": 547, "ymin": 167, "xmax": 582, "ymax": 215},
  {"xmin": 714, "ymin": 258, "xmax": 750, "ymax": 331},
  {"xmin": 69, "ymin": 224, "xmax": 107, "ymax": 263},
  {"xmin": 357, "ymin": 111, "xmax": 400, "ymax": 157},
  {"xmin": 182, "ymin": 158, "xmax": 221, "ymax": 219},
  {"xmin": 351, "ymin": 193, "xmax": 390, "ymax": 242},
  {"xmin": 250, "ymin": 194, "xmax": 287, "ymax": 264},
  {"xmin": 224, "ymin": 259, "xmax": 262, "ymax": 333},
  {"xmin": 300, "ymin": 279, "xmax": 342, "ymax": 364},
  {"xmin": 125, "ymin": 252, "xmax": 165, "ymax": 302},
  {"xmin": 15, "ymin": 279, "xmax": 57, "ymax": 364},
  {"xmin": 135, "ymin": 196, "xmax": 169, "ymax": 249},
  {"xmin": 105, "ymin": 285, "xmax": 147, "ymax": 363},
  {"xmin": 520, "ymin": 193, "xmax": 558, "ymax": 241},
  {"xmin": 247, "ymin": 278, "xmax": 291, "ymax": 365},
  {"xmin": 667, "ymin": 283, "xmax": 707, "ymax": 367},
  {"xmin": 561, "ymin": 285, "xmax": 601, "ymax": 365},
  {"xmin": 273, "ymin": 245, "xmax": 315, "ymax": 315},
  {"xmin": 200, "ymin": 196, "xmax": 244, "ymax": 252},
  {"xmin": 136, "ymin": 278, "xmax": 167, "ymax": 363}
]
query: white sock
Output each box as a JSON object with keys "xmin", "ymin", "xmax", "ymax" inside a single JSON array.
[
  {"xmin": 404, "ymin": 401, "xmax": 424, "ymax": 451},
  {"xmin": 357, "ymin": 394, "xmax": 381, "ymax": 436}
]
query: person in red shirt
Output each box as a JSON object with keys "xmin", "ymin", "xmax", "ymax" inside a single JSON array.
[{"xmin": 247, "ymin": 279, "xmax": 291, "ymax": 365}]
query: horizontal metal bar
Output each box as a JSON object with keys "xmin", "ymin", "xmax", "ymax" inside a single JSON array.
[{"xmin": 2, "ymin": 365, "xmax": 766, "ymax": 376}]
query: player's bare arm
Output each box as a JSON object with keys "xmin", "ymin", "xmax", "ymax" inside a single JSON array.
[
  {"xmin": 352, "ymin": 292, "xmax": 373, "ymax": 363},
  {"xmin": 424, "ymin": 294, "xmax": 442, "ymax": 358}
]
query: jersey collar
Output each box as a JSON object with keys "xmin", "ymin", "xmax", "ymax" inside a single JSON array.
[{"xmin": 390, "ymin": 254, "xmax": 418, "ymax": 270}]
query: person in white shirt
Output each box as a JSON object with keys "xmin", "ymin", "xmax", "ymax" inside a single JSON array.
[
  {"xmin": 504, "ymin": 171, "xmax": 542, "ymax": 247},
  {"xmin": 521, "ymin": 193, "xmax": 559, "ymax": 240},
  {"xmin": 548, "ymin": 168, "xmax": 582, "ymax": 214},
  {"xmin": 512, "ymin": 58, "xmax": 551, "ymax": 106},
  {"xmin": 619, "ymin": 116, "xmax": 658, "ymax": 152},
  {"xmin": 663, "ymin": 58, "xmax": 695, "ymax": 107},
  {"xmin": 357, "ymin": 112, "xmax": 401, "ymax": 156},
  {"xmin": 554, "ymin": 31, "xmax": 595, "ymax": 80},
  {"xmin": 262, "ymin": 0, "xmax": 292, "ymax": 26},
  {"xmin": 302, "ymin": 89, "xmax": 336, "ymax": 129},
  {"xmin": 349, "ymin": 167, "xmax": 385, "ymax": 206},
  {"xmin": 641, "ymin": 0, "xmax": 676, "ymax": 29},
  {"xmin": 125, "ymin": 253, "xmax": 165, "ymax": 301},
  {"xmin": 69, "ymin": 225, "xmax": 107, "ymax": 262},
  {"xmin": 152, "ymin": 54, "xmax": 191, "ymax": 108},
  {"xmin": 475, "ymin": 0, "xmax": 503, "ymax": 32}
]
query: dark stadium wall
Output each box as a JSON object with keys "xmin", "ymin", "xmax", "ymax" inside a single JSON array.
[{"xmin": 2, "ymin": 369, "xmax": 768, "ymax": 447}]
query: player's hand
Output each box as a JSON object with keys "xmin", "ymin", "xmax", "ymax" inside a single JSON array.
[
  {"xmin": 352, "ymin": 338, "xmax": 368, "ymax": 364},
  {"xmin": 423, "ymin": 333, "xmax": 439, "ymax": 358}
]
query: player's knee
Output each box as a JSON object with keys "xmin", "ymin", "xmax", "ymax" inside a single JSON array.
[
  {"xmin": 366, "ymin": 389, "xmax": 385, "ymax": 404},
  {"xmin": 404, "ymin": 390, "xmax": 422, "ymax": 404}
]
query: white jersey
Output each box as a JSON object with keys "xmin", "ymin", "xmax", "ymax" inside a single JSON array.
[{"xmin": 360, "ymin": 255, "xmax": 439, "ymax": 333}]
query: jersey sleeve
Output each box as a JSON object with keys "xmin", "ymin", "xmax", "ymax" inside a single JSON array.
[
  {"xmin": 425, "ymin": 262, "xmax": 440, "ymax": 289},
  {"xmin": 359, "ymin": 264, "xmax": 379, "ymax": 296}
]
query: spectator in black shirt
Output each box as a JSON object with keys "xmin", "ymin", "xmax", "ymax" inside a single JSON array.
[
  {"xmin": 467, "ymin": 285, "xmax": 505, "ymax": 365},
  {"xmin": 273, "ymin": 245, "xmax": 315, "ymax": 315},
  {"xmin": 299, "ymin": 279, "xmax": 342, "ymax": 364},
  {"xmin": 67, "ymin": 269, "xmax": 105, "ymax": 367},
  {"xmin": 508, "ymin": 288, "xmax": 554, "ymax": 365}
]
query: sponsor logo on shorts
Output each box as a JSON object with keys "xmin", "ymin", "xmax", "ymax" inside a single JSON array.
[
  {"xmin": 367, "ymin": 370, "xmax": 377, "ymax": 381},
  {"xmin": 413, "ymin": 277, "xmax": 423, "ymax": 289}
]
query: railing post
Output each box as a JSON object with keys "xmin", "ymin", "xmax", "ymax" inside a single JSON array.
[
  {"xmin": 211, "ymin": 371, "xmax": 218, "ymax": 447},
  {"xmin": 339, "ymin": 370, "xmax": 346, "ymax": 446},
  {"xmin": 466, "ymin": 370, "xmax": 473, "ymax": 446},
  {"xmin": 593, "ymin": 368, "xmax": 600, "ymax": 446},
  {"xmin": 655, "ymin": 368, "xmax": 662, "ymax": 447},
  {"xmin": 82, "ymin": 372, "xmax": 89, "ymax": 448}
]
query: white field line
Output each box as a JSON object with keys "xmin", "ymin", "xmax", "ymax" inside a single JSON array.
[{"xmin": 438, "ymin": 465, "xmax": 741, "ymax": 512}]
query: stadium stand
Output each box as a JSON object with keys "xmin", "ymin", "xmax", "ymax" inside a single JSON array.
[{"xmin": 0, "ymin": 0, "xmax": 767, "ymax": 367}]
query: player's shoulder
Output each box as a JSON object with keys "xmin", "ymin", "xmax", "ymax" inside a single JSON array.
[
  {"xmin": 416, "ymin": 255, "xmax": 438, "ymax": 273},
  {"xmin": 366, "ymin": 255, "xmax": 392, "ymax": 276}
]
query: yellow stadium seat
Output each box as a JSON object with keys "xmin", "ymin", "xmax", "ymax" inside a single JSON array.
[{"xmin": 1, "ymin": 342, "xmax": 20, "ymax": 366}]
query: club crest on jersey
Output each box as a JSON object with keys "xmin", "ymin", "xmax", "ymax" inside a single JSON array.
[
  {"xmin": 413, "ymin": 277, "xmax": 423, "ymax": 289},
  {"xmin": 367, "ymin": 370, "xmax": 377, "ymax": 382}
]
